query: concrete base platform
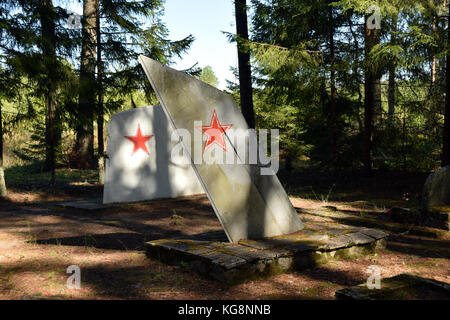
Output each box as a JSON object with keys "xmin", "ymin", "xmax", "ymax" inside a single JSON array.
[
  {"xmin": 335, "ymin": 274, "xmax": 450, "ymax": 300},
  {"xmin": 145, "ymin": 221, "xmax": 388, "ymax": 283}
]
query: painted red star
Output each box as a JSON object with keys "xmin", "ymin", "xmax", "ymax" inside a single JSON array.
[
  {"xmin": 196, "ymin": 109, "xmax": 232, "ymax": 154},
  {"xmin": 125, "ymin": 123, "xmax": 153, "ymax": 155}
]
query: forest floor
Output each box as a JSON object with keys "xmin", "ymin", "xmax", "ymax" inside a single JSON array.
[{"xmin": 0, "ymin": 168, "xmax": 448, "ymax": 300}]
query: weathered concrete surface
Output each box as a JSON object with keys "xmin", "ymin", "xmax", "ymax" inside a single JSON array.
[
  {"xmin": 103, "ymin": 105, "xmax": 204, "ymax": 204},
  {"xmin": 138, "ymin": 55, "xmax": 303, "ymax": 242},
  {"xmin": 145, "ymin": 222, "xmax": 387, "ymax": 283},
  {"xmin": 422, "ymin": 165, "xmax": 450, "ymax": 211},
  {"xmin": 335, "ymin": 274, "xmax": 450, "ymax": 300}
]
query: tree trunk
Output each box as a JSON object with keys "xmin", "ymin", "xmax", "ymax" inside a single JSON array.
[
  {"xmin": 388, "ymin": 15, "xmax": 397, "ymax": 118},
  {"xmin": 364, "ymin": 21, "xmax": 381, "ymax": 174},
  {"xmin": 432, "ymin": 16, "xmax": 437, "ymax": 92},
  {"xmin": 235, "ymin": 0, "xmax": 255, "ymax": 129},
  {"xmin": 74, "ymin": 0, "xmax": 97, "ymax": 169},
  {"xmin": 329, "ymin": 5, "xmax": 337, "ymax": 166},
  {"xmin": 39, "ymin": 0, "xmax": 58, "ymax": 186},
  {"xmin": 0, "ymin": 102, "xmax": 6, "ymax": 197},
  {"xmin": 443, "ymin": 2, "xmax": 450, "ymax": 166},
  {"xmin": 429, "ymin": 13, "xmax": 439, "ymax": 138},
  {"xmin": 96, "ymin": 0, "xmax": 104, "ymax": 184}
]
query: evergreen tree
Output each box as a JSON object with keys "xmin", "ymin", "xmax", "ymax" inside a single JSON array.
[
  {"xmin": 198, "ymin": 66, "xmax": 219, "ymax": 87},
  {"xmin": 39, "ymin": 0, "xmax": 59, "ymax": 185},
  {"xmin": 0, "ymin": 0, "xmax": 79, "ymax": 184},
  {"xmin": 70, "ymin": 0, "xmax": 195, "ymax": 170},
  {"xmin": 250, "ymin": 0, "xmax": 348, "ymax": 170}
]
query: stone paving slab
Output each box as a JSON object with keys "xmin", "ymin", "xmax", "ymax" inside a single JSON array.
[
  {"xmin": 359, "ymin": 228, "xmax": 388, "ymax": 240},
  {"xmin": 335, "ymin": 274, "xmax": 450, "ymax": 300},
  {"xmin": 145, "ymin": 222, "xmax": 388, "ymax": 283}
]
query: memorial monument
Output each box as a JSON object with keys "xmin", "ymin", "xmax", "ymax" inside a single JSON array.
[
  {"xmin": 132, "ymin": 56, "xmax": 387, "ymax": 283},
  {"xmin": 138, "ymin": 55, "xmax": 304, "ymax": 243}
]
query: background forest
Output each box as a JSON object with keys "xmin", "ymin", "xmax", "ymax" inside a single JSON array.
[{"xmin": 1, "ymin": 0, "xmax": 450, "ymax": 196}]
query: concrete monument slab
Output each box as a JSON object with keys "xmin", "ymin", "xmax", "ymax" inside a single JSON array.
[
  {"xmin": 103, "ymin": 105, "xmax": 204, "ymax": 204},
  {"xmin": 138, "ymin": 55, "xmax": 304, "ymax": 242}
]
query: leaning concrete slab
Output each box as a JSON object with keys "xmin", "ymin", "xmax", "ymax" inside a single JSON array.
[
  {"xmin": 139, "ymin": 56, "xmax": 303, "ymax": 242},
  {"xmin": 335, "ymin": 274, "xmax": 450, "ymax": 300},
  {"xmin": 145, "ymin": 222, "xmax": 387, "ymax": 284}
]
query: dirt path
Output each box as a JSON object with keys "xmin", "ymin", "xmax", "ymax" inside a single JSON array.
[{"xmin": 0, "ymin": 194, "xmax": 448, "ymax": 300}]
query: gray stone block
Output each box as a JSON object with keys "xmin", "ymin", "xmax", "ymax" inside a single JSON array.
[
  {"xmin": 201, "ymin": 252, "xmax": 247, "ymax": 269},
  {"xmin": 145, "ymin": 225, "xmax": 386, "ymax": 283},
  {"xmin": 346, "ymin": 232, "xmax": 377, "ymax": 245},
  {"xmin": 318, "ymin": 235, "xmax": 352, "ymax": 251},
  {"xmin": 359, "ymin": 228, "xmax": 387, "ymax": 240}
]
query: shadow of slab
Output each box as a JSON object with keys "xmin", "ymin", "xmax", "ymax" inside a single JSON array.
[
  {"xmin": 56, "ymin": 198, "xmax": 114, "ymax": 211},
  {"xmin": 145, "ymin": 222, "xmax": 387, "ymax": 284},
  {"xmin": 54, "ymin": 194, "xmax": 208, "ymax": 211},
  {"xmin": 297, "ymin": 207, "xmax": 448, "ymax": 238},
  {"xmin": 35, "ymin": 232, "xmax": 152, "ymax": 251},
  {"xmin": 335, "ymin": 274, "xmax": 450, "ymax": 300}
]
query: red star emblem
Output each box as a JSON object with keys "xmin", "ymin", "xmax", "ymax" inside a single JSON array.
[
  {"xmin": 196, "ymin": 109, "xmax": 232, "ymax": 154},
  {"xmin": 125, "ymin": 123, "xmax": 153, "ymax": 155}
]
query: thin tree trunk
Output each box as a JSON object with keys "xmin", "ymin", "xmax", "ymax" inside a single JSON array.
[
  {"xmin": 443, "ymin": 1, "xmax": 450, "ymax": 166},
  {"xmin": 388, "ymin": 15, "xmax": 397, "ymax": 118},
  {"xmin": 96, "ymin": 0, "xmax": 104, "ymax": 184},
  {"xmin": 74, "ymin": 0, "xmax": 97, "ymax": 169},
  {"xmin": 429, "ymin": 13, "xmax": 438, "ymax": 138},
  {"xmin": 432, "ymin": 16, "xmax": 437, "ymax": 91},
  {"xmin": 364, "ymin": 20, "xmax": 380, "ymax": 174},
  {"xmin": 39, "ymin": 0, "xmax": 57, "ymax": 186},
  {"xmin": 235, "ymin": 0, "xmax": 255, "ymax": 129},
  {"xmin": 388, "ymin": 66, "xmax": 395, "ymax": 117},
  {"xmin": 0, "ymin": 102, "xmax": 6, "ymax": 197},
  {"xmin": 47, "ymin": 92, "xmax": 57, "ymax": 186},
  {"xmin": 329, "ymin": 5, "xmax": 337, "ymax": 166}
]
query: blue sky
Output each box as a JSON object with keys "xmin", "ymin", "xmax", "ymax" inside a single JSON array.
[
  {"xmin": 163, "ymin": 0, "xmax": 238, "ymax": 89},
  {"xmin": 62, "ymin": 0, "xmax": 238, "ymax": 90}
]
